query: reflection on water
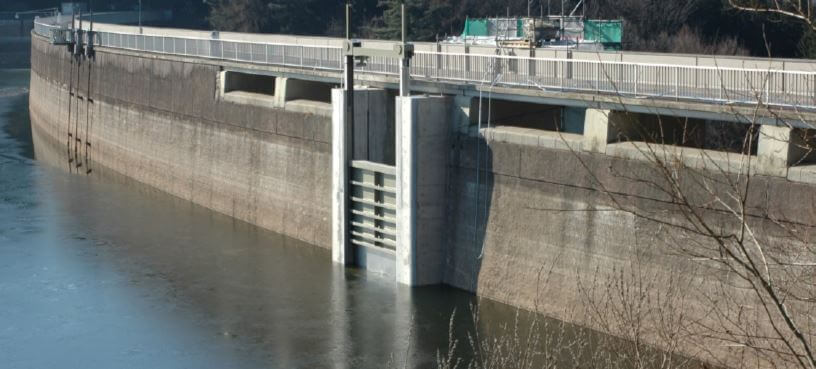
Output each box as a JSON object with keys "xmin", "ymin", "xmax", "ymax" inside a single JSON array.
[{"xmin": 0, "ymin": 68, "xmax": 532, "ymax": 369}]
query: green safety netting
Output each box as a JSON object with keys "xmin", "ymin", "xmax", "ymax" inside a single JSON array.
[
  {"xmin": 462, "ymin": 18, "xmax": 524, "ymax": 37},
  {"xmin": 584, "ymin": 20, "xmax": 622, "ymax": 44}
]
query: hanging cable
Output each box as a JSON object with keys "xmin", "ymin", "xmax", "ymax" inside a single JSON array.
[
  {"xmin": 66, "ymin": 47, "xmax": 75, "ymax": 164},
  {"xmin": 83, "ymin": 49, "xmax": 93, "ymax": 174},
  {"xmin": 474, "ymin": 51, "xmax": 503, "ymax": 260}
]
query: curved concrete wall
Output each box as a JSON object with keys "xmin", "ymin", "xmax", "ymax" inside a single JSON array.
[{"xmin": 29, "ymin": 33, "xmax": 332, "ymax": 248}]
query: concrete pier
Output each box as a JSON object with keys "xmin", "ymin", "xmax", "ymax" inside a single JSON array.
[
  {"xmin": 756, "ymin": 124, "xmax": 796, "ymax": 177},
  {"xmin": 395, "ymin": 95, "xmax": 450, "ymax": 286}
]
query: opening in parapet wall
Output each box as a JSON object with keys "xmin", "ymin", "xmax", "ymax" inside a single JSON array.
[
  {"xmin": 790, "ymin": 128, "xmax": 816, "ymax": 166},
  {"xmin": 224, "ymin": 71, "xmax": 276, "ymax": 96},
  {"xmin": 284, "ymin": 79, "xmax": 335, "ymax": 104},
  {"xmin": 610, "ymin": 112, "xmax": 759, "ymax": 155},
  {"xmin": 474, "ymin": 99, "xmax": 566, "ymax": 131}
]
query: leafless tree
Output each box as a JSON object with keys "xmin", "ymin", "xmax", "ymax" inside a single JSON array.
[
  {"xmin": 557, "ymin": 62, "xmax": 816, "ymax": 366},
  {"xmin": 728, "ymin": 0, "xmax": 816, "ymax": 32}
]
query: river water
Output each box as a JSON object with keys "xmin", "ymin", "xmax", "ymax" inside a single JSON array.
[{"xmin": 0, "ymin": 68, "xmax": 533, "ymax": 369}]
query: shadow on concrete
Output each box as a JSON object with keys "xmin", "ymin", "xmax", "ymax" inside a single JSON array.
[{"xmin": 443, "ymin": 126, "xmax": 494, "ymax": 294}]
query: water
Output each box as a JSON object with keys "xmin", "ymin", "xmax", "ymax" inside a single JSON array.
[{"xmin": 0, "ymin": 69, "xmax": 525, "ymax": 369}]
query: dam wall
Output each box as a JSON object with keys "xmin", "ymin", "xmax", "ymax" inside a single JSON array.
[
  {"xmin": 444, "ymin": 128, "xmax": 813, "ymax": 304},
  {"xmin": 29, "ymin": 21, "xmax": 816, "ymax": 367},
  {"xmin": 29, "ymin": 32, "xmax": 333, "ymax": 248}
]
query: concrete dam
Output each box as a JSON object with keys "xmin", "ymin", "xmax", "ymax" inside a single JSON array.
[{"xmin": 29, "ymin": 14, "xmax": 816, "ymax": 367}]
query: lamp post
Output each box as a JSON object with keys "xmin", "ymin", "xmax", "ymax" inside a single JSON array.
[{"xmin": 138, "ymin": 0, "xmax": 142, "ymax": 34}]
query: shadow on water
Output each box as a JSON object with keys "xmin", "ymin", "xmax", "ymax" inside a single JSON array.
[{"xmin": 0, "ymin": 69, "xmax": 33, "ymax": 158}]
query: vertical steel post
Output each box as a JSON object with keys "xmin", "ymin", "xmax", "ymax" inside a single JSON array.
[
  {"xmin": 345, "ymin": 0, "xmax": 354, "ymax": 153},
  {"xmin": 343, "ymin": 0, "xmax": 355, "ymax": 264},
  {"xmin": 675, "ymin": 67, "xmax": 679, "ymax": 100},
  {"xmin": 399, "ymin": 0, "xmax": 410, "ymax": 97}
]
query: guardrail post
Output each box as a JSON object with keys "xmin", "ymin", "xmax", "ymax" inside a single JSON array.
[
  {"xmin": 559, "ymin": 60, "xmax": 564, "ymax": 90},
  {"xmin": 300, "ymin": 46, "xmax": 304, "ymax": 67},
  {"xmin": 596, "ymin": 62, "xmax": 601, "ymax": 92},
  {"xmin": 464, "ymin": 45, "xmax": 470, "ymax": 80},
  {"xmin": 719, "ymin": 72, "xmax": 724, "ymax": 102},
  {"xmin": 675, "ymin": 68, "xmax": 679, "ymax": 100},
  {"xmin": 765, "ymin": 72, "xmax": 771, "ymax": 104},
  {"xmin": 436, "ymin": 43, "xmax": 442, "ymax": 80}
]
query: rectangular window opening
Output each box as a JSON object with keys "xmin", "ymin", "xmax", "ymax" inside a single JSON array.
[
  {"xmin": 284, "ymin": 79, "xmax": 336, "ymax": 104},
  {"xmin": 223, "ymin": 71, "xmax": 276, "ymax": 96},
  {"xmin": 790, "ymin": 128, "xmax": 816, "ymax": 166},
  {"xmin": 612, "ymin": 113, "xmax": 759, "ymax": 155},
  {"xmin": 475, "ymin": 99, "xmax": 566, "ymax": 132}
]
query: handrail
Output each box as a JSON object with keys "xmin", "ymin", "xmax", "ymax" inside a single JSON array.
[
  {"xmin": 414, "ymin": 50, "xmax": 816, "ymax": 76},
  {"xmin": 32, "ymin": 15, "xmax": 816, "ymax": 110}
]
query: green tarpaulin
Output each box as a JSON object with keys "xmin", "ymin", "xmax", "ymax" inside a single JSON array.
[
  {"xmin": 584, "ymin": 20, "xmax": 623, "ymax": 44},
  {"xmin": 462, "ymin": 18, "xmax": 523, "ymax": 37}
]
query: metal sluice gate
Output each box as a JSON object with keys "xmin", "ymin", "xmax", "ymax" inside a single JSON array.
[{"xmin": 349, "ymin": 160, "xmax": 397, "ymax": 252}]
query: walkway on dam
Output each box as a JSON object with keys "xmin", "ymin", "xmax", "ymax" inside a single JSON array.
[{"xmin": 33, "ymin": 14, "xmax": 816, "ymax": 119}]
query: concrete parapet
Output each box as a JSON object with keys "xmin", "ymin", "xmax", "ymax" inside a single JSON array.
[
  {"xmin": 582, "ymin": 108, "xmax": 613, "ymax": 153},
  {"xmin": 756, "ymin": 125, "xmax": 794, "ymax": 177},
  {"xmin": 582, "ymin": 108, "xmax": 663, "ymax": 154},
  {"xmin": 395, "ymin": 95, "xmax": 451, "ymax": 286},
  {"xmin": 331, "ymin": 89, "xmax": 352, "ymax": 265},
  {"xmin": 481, "ymin": 126, "xmax": 582, "ymax": 151}
]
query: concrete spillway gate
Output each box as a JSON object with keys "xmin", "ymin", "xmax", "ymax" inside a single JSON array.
[{"xmin": 331, "ymin": 88, "xmax": 451, "ymax": 286}]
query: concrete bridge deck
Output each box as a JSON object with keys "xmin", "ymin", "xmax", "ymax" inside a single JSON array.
[{"xmin": 34, "ymin": 15, "xmax": 816, "ymax": 125}]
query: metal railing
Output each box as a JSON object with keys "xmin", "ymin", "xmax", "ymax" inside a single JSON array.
[
  {"xmin": 349, "ymin": 161, "xmax": 396, "ymax": 252},
  {"xmin": 94, "ymin": 31, "xmax": 345, "ymax": 71},
  {"xmin": 32, "ymin": 16, "xmax": 816, "ymax": 110}
]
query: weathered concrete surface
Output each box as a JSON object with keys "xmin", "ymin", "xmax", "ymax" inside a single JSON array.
[
  {"xmin": 444, "ymin": 128, "xmax": 816, "ymax": 366},
  {"xmin": 395, "ymin": 96, "xmax": 451, "ymax": 286},
  {"xmin": 29, "ymin": 33, "xmax": 332, "ymax": 248}
]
